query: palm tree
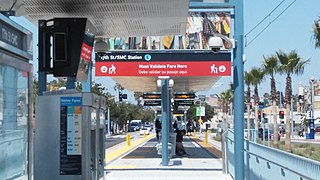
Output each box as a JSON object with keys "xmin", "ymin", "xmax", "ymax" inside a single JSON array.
[
  {"xmin": 220, "ymin": 90, "xmax": 232, "ymax": 128},
  {"xmin": 262, "ymin": 54, "xmax": 280, "ymax": 147},
  {"xmin": 251, "ymin": 67, "xmax": 265, "ymax": 139},
  {"xmin": 312, "ymin": 17, "xmax": 320, "ymax": 48},
  {"xmin": 244, "ymin": 71, "xmax": 253, "ymax": 132},
  {"xmin": 277, "ymin": 50, "xmax": 310, "ymax": 152}
]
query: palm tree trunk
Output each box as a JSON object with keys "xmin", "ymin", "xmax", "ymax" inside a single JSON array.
[
  {"xmin": 272, "ymin": 100, "xmax": 279, "ymax": 147},
  {"xmin": 285, "ymin": 75, "xmax": 292, "ymax": 152},
  {"xmin": 247, "ymin": 104, "xmax": 251, "ymax": 139},
  {"xmin": 254, "ymin": 85, "xmax": 259, "ymax": 141},
  {"xmin": 255, "ymin": 104, "xmax": 259, "ymax": 141},
  {"xmin": 285, "ymin": 104, "xmax": 291, "ymax": 151}
]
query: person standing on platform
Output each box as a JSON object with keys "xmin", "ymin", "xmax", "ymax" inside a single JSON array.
[{"xmin": 155, "ymin": 118, "xmax": 161, "ymax": 140}]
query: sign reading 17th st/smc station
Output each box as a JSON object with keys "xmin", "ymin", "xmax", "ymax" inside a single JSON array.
[{"xmin": 95, "ymin": 51, "xmax": 231, "ymax": 76}]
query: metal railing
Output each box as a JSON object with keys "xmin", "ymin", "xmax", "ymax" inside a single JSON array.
[{"xmin": 226, "ymin": 129, "xmax": 320, "ymax": 180}]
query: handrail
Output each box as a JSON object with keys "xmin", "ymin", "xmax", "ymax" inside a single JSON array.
[
  {"xmin": 244, "ymin": 149, "xmax": 310, "ymax": 179},
  {"xmin": 226, "ymin": 129, "xmax": 320, "ymax": 179}
]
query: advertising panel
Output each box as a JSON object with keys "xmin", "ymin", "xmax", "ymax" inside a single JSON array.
[
  {"xmin": 76, "ymin": 32, "xmax": 95, "ymax": 81},
  {"xmin": 94, "ymin": 12, "xmax": 231, "ymax": 51}
]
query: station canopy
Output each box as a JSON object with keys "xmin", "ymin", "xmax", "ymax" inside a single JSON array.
[{"xmin": 8, "ymin": 0, "xmax": 231, "ymax": 92}]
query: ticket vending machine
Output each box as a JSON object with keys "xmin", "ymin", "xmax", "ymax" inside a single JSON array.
[{"xmin": 35, "ymin": 91, "xmax": 106, "ymax": 180}]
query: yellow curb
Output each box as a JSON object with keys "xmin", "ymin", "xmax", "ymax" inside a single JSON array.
[{"xmin": 105, "ymin": 134, "xmax": 155, "ymax": 165}]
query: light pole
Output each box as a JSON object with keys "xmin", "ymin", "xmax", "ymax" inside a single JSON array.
[
  {"xmin": 309, "ymin": 78, "xmax": 315, "ymax": 139},
  {"xmin": 107, "ymin": 96, "xmax": 115, "ymax": 135},
  {"xmin": 290, "ymin": 96, "xmax": 294, "ymax": 138}
]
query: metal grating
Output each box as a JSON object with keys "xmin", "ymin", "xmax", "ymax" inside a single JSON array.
[{"xmin": 21, "ymin": 0, "xmax": 189, "ymax": 37}]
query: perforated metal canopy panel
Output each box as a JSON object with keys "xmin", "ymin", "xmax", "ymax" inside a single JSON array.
[{"xmin": 22, "ymin": 0, "xmax": 189, "ymax": 37}]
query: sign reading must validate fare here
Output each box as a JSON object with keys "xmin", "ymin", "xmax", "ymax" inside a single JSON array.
[{"xmin": 95, "ymin": 52, "xmax": 231, "ymax": 77}]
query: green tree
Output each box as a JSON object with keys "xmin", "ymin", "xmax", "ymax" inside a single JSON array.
[
  {"xmin": 277, "ymin": 50, "xmax": 310, "ymax": 152},
  {"xmin": 251, "ymin": 67, "xmax": 265, "ymax": 135},
  {"xmin": 312, "ymin": 17, "xmax": 320, "ymax": 48},
  {"xmin": 134, "ymin": 92, "xmax": 143, "ymax": 105},
  {"xmin": 48, "ymin": 79, "xmax": 66, "ymax": 91},
  {"xmin": 204, "ymin": 103, "xmax": 214, "ymax": 122},
  {"xmin": 262, "ymin": 54, "xmax": 280, "ymax": 147},
  {"xmin": 187, "ymin": 105, "xmax": 196, "ymax": 122},
  {"xmin": 187, "ymin": 102, "xmax": 212, "ymax": 123},
  {"xmin": 244, "ymin": 71, "xmax": 253, "ymax": 130},
  {"xmin": 141, "ymin": 109, "xmax": 155, "ymax": 123}
]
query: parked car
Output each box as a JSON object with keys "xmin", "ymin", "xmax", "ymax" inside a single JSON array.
[
  {"xmin": 128, "ymin": 126, "xmax": 139, "ymax": 132},
  {"xmin": 315, "ymin": 126, "xmax": 320, "ymax": 133},
  {"xmin": 144, "ymin": 124, "xmax": 152, "ymax": 131},
  {"xmin": 139, "ymin": 127, "xmax": 150, "ymax": 135}
]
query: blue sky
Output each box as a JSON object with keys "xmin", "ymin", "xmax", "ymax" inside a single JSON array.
[{"xmin": 11, "ymin": 0, "xmax": 320, "ymax": 103}]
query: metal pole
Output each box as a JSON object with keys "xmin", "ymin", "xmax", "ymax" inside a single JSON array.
[
  {"xmin": 107, "ymin": 107, "xmax": 111, "ymax": 135},
  {"xmin": 230, "ymin": 102, "xmax": 233, "ymax": 129},
  {"xmin": 221, "ymin": 120, "xmax": 226, "ymax": 173},
  {"xmin": 233, "ymin": 0, "xmax": 245, "ymax": 179},
  {"xmin": 280, "ymin": 91, "xmax": 282, "ymax": 108},
  {"xmin": 199, "ymin": 100, "xmax": 201, "ymax": 134},
  {"xmin": 161, "ymin": 79, "xmax": 169, "ymax": 166},
  {"xmin": 184, "ymin": 110, "xmax": 187, "ymax": 130},
  {"xmin": 169, "ymin": 89, "xmax": 173, "ymax": 133},
  {"xmin": 82, "ymin": 61, "xmax": 92, "ymax": 92},
  {"xmin": 262, "ymin": 112, "xmax": 265, "ymax": 144},
  {"xmin": 311, "ymin": 80, "xmax": 315, "ymax": 139}
]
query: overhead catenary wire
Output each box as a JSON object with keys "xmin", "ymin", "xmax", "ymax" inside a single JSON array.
[
  {"xmin": 245, "ymin": 0, "xmax": 297, "ymax": 48},
  {"xmin": 245, "ymin": 0, "xmax": 286, "ymax": 38}
]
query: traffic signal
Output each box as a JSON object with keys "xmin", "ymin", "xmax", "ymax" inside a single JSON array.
[
  {"xmin": 298, "ymin": 95, "xmax": 304, "ymax": 103},
  {"xmin": 279, "ymin": 110, "xmax": 284, "ymax": 119},
  {"xmin": 119, "ymin": 92, "xmax": 128, "ymax": 102}
]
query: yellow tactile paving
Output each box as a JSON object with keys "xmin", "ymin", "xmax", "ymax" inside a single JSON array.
[
  {"xmin": 105, "ymin": 134, "xmax": 155, "ymax": 166},
  {"xmin": 190, "ymin": 136, "xmax": 222, "ymax": 158}
]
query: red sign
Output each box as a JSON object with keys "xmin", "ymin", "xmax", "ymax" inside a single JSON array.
[
  {"xmin": 80, "ymin": 42, "xmax": 93, "ymax": 62},
  {"xmin": 95, "ymin": 61, "xmax": 231, "ymax": 76}
]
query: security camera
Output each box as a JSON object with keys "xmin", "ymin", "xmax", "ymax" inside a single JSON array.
[
  {"xmin": 94, "ymin": 39, "xmax": 108, "ymax": 53},
  {"xmin": 310, "ymin": 77, "xmax": 315, "ymax": 82},
  {"xmin": 208, "ymin": 36, "xmax": 224, "ymax": 52}
]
